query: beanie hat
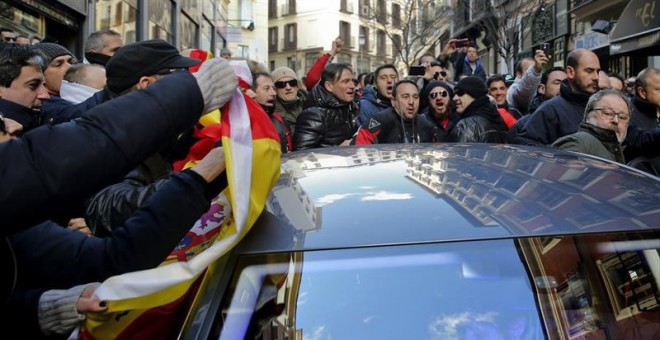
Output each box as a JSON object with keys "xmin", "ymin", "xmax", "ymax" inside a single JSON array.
[
  {"xmin": 106, "ymin": 39, "xmax": 201, "ymax": 93},
  {"xmin": 271, "ymin": 67, "xmax": 298, "ymax": 83},
  {"xmin": 454, "ymin": 76, "xmax": 488, "ymax": 98},
  {"xmin": 33, "ymin": 43, "xmax": 77, "ymax": 65},
  {"xmin": 423, "ymin": 80, "xmax": 454, "ymax": 101}
]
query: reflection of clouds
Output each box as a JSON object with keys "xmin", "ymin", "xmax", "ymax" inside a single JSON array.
[
  {"xmin": 362, "ymin": 191, "xmax": 413, "ymax": 201},
  {"xmin": 428, "ymin": 312, "xmax": 497, "ymax": 340},
  {"xmin": 363, "ymin": 315, "xmax": 376, "ymax": 324},
  {"xmin": 316, "ymin": 190, "xmax": 413, "ymax": 206},
  {"xmin": 303, "ymin": 324, "xmax": 329, "ymax": 340},
  {"xmin": 316, "ymin": 193, "xmax": 353, "ymax": 206},
  {"xmin": 298, "ymin": 291, "xmax": 308, "ymax": 305},
  {"xmin": 359, "ymin": 186, "xmax": 376, "ymax": 189}
]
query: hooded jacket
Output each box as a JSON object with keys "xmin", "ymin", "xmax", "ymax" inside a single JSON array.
[
  {"xmin": 446, "ymin": 96, "xmax": 509, "ymax": 143},
  {"xmin": 356, "ymin": 85, "xmax": 392, "ymax": 128},
  {"xmin": 511, "ymin": 79, "xmax": 591, "ymax": 146},
  {"xmin": 293, "ymin": 82, "xmax": 358, "ymax": 150}
]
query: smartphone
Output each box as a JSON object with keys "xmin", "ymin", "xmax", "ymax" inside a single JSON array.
[
  {"xmin": 538, "ymin": 43, "xmax": 550, "ymax": 56},
  {"xmin": 409, "ymin": 66, "xmax": 426, "ymax": 76},
  {"xmin": 454, "ymin": 39, "xmax": 470, "ymax": 48}
]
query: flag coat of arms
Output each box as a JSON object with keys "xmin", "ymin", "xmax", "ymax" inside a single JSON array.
[{"xmin": 80, "ymin": 61, "xmax": 282, "ymax": 339}]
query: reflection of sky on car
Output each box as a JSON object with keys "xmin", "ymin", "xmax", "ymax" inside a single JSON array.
[
  {"xmin": 298, "ymin": 161, "xmax": 511, "ymax": 249},
  {"xmin": 296, "ymin": 241, "xmax": 543, "ymax": 340}
]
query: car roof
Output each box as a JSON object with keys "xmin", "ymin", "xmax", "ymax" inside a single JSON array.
[{"xmin": 237, "ymin": 144, "xmax": 660, "ymax": 254}]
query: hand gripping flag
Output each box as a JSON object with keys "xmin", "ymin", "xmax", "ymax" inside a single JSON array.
[{"xmin": 79, "ymin": 60, "xmax": 282, "ymax": 339}]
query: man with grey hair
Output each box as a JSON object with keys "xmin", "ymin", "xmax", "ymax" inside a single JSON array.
[
  {"xmin": 553, "ymin": 89, "xmax": 631, "ymax": 164},
  {"xmin": 83, "ymin": 29, "xmax": 123, "ymax": 66}
]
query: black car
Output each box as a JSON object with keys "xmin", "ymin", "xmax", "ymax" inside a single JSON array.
[{"xmin": 180, "ymin": 144, "xmax": 660, "ymax": 339}]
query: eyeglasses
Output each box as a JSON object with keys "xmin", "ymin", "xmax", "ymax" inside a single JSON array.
[
  {"xmin": 429, "ymin": 90, "xmax": 449, "ymax": 99},
  {"xmin": 454, "ymin": 88, "xmax": 465, "ymax": 97},
  {"xmin": 591, "ymin": 108, "xmax": 630, "ymax": 122},
  {"xmin": 274, "ymin": 79, "xmax": 298, "ymax": 89},
  {"xmin": 3, "ymin": 37, "xmax": 16, "ymax": 42}
]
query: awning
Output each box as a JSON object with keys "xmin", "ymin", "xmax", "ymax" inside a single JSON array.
[{"xmin": 609, "ymin": 0, "xmax": 660, "ymax": 55}]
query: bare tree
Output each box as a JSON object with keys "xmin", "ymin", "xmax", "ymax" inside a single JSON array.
[
  {"xmin": 360, "ymin": 0, "xmax": 453, "ymax": 70},
  {"xmin": 453, "ymin": 0, "xmax": 548, "ymax": 72}
]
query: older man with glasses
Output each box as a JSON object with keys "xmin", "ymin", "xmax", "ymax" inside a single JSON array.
[
  {"xmin": 553, "ymin": 89, "xmax": 631, "ymax": 164},
  {"xmin": 271, "ymin": 66, "xmax": 307, "ymax": 133}
]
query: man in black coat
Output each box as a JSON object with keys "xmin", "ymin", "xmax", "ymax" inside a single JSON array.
[
  {"xmin": 353, "ymin": 80, "xmax": 436, "ymax": 144},
  {"xmin": 446, "ymin": 76, "xmax": 509, "ymax": 143},
  {"xmin": 293, "ymin": 62, "xmax": 358, "ymax": 150}
]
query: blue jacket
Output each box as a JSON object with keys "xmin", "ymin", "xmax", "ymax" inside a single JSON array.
[{"xmin": 356, "ymin": 85, "xmax": 391, "ymax": 128}]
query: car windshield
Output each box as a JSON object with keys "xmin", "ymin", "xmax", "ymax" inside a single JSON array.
[{"xmin": 211, "ymin": 230, "xmax": 660, "ymax": 339}]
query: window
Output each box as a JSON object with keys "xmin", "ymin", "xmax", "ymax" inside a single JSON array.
[
  {"xmin": 305, "ymin": 52, "xmax": 320, "ymax": 74},
  {"xmin": 377, "ymin": 0, "xmax": 387, "ymax": 24},
  {"xmin": 391, "ymin": 3, "xmax": 401, "ymax": 27},
  {"xmin": 392, "ymin": 34, "xmax": 401, "ymax": 56},
  {"xmin": 282, "ymin": 0, "xmax": 296, "ymax": 16},
  {"xmin": 148, "ymin": 0, "xmax": 173, "ymax": 43},
  {"xmin": 268, "ymin": 27, "xmax": 278, "ymax": 52},
  {"xmin": 359, "ymin": 26, "xmax": 369, "ymax": 51},
  {"xmin": 340, "ymin": 0, "xmax": 353, "ymax": 13},
  {"xmin": 339, "ymin": 21, "xmax": 351, "ymax": 48},
  {"xmin": 268, "ymin": 0, "xmax": 277, "ymax": 18},
  {"xmin": 284, "ymin": 23, "xmax": 296, "ymax": 50},
  {"xmin": 179, "ymin": 13, "xmax": 197, "ymax": 51},
  {"xmin": 377, "ymin": 29, "xmax": 386, "ymax": 56},
  {"xmin": 96, "ymin": 0, "xmax": 137, "ymax": 44},
  {"xmin": 359, "ymin": 0, "xmax": 370, "ymax": 18}
]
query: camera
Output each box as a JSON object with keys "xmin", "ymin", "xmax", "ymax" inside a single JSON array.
[
  {"xmin": 408, "ymin": 66, "xmax": 426, "ymax": 76},
  {"xmin": 453, "ymin": 39, "xmax": 470, "ymax": 48}
]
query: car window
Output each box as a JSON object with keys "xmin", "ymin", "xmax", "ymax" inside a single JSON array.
[{"xmin": 209, "ymin": 231, "xmax": 660, "ymax": 339}]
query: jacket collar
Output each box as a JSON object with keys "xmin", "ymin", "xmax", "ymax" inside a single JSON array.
[
  {"xmin": 633, "ymin": 94, "xmax": 658, "ymax": 117},
  {"xmin": 559, "ymin": 79, "xmax": 591, "ymax": 106},
  {"xmin": 0, "ymin": 98, "xmax": 43, "ymax": 133}
]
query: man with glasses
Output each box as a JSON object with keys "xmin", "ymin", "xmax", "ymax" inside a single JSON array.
[
  {"xmin": 553, "ymin": 89, "xmax": 631, "ymax": 164},
  {"xmin": 353, "ymin": 80, "xmax": 436, "ymax": 144},
  {"xmin": 271, "ymin": 66, "xmax": 306, "ymax": 133},
  {"xmin": 420, "ymin": 80, "xmax": 456, "ymax": 142},
  {"xmin": 0, "ymin": 28, "xmax": 16, "ymax": 43}
]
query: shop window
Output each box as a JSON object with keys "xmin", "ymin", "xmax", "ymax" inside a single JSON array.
[{"xmin": 148, "ymin": 0, "xmax": 173, "ymax": 43}]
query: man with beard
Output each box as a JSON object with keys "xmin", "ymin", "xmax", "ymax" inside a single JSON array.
[
  {"xmin": 356, "ymin": 64, "xmax": 398, "ymax": 128},
  {"xmin": 447, "ymin": 76, "xmax": 509, "ymax": 143},
  {"xmin": 353, "ymin": 80, "xmax": 436, "ymax": 144},
  {"xmin": 271, "ymin": 66, "xmax": 306, "ymax": 133},
  {"xmin": 253, "ymin": 72, "xmax": 292, "ymax": 153},
  {"xmin": 527, "ymin": 67, "xmax": 567, "ymax": 115},
  {"xmin": 512, "ymin": 49, "xmax": 601, "ymax": 145},
  {"xmin": 420, "ymin": 80, "xmax": 456, "ymax": 142}
]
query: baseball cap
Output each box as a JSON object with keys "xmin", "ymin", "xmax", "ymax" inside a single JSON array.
[{"xmin": 106, "ymin": 39, "xmax": 201, "ymax": 93}]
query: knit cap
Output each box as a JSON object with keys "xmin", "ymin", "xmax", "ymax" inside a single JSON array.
[
  {"xmin": 454, "ymin": 76, "xmax": 488, "ymax": 98},
  {"xmin": 271, "ymin": 67, "xmax": 298, "ymax": 83},
  {"xmin": 33, "ymin": 43, "xmax": 77, "ymax": 65}
]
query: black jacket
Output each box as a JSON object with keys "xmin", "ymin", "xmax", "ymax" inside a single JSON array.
[
  {"xmin": 0, "ymin": 98, "xmax": 44, "ymax": 133},
  {"xmin": 41, "ymin": 91, "xmax": 104, "ymax": 126},
  {"xmin": 6, "ymin": 170, "xmax": 226, "ymax": 338},
  {"xmin": 446, "ymin": 96, "xmax": 509, "ymax": 143},
  {"xmin": 1, "ymin": 71, "xmax": 204, "ymax": 236},
  {"xmin": 630, "ymin": 95, "xmax": 658, "ymax": 130},
  {"xmin": 293, "ymin": 83, "xmax": 358, "ymax": 150},
  {"xmin": 354, "ymin": 107, "xmax": 437, "ymax": 144},
  {"xmin": 511, "ymin": 80, "xmax": 590, "ymax": 146}
]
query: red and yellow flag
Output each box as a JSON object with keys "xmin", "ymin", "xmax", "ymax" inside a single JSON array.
[{"xmin": 80, "ymin": 61, "xmax": 281, "ymax": 339}]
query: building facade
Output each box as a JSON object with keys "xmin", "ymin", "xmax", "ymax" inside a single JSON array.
[{"xmin": 1, "ymin": 0, "xmax": 233, "ymax": 59}]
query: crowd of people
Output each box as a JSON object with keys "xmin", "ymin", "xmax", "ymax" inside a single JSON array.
[{"xmin": 1, "ymin": 27, "xmax": 659, "ymax": 337}]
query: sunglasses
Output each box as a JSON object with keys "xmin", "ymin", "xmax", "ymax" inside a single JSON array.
[
  {"xmin": 274, "ymin": 79, "xmax": 298, "ymax": 89},
  {"xmin": 454, "ymin": 88, "xmax": 465, "ymax": 96},
  {"xmin": 3, "ymin": 37, "xmax": 16, "ymax": 42},
  {"xmin": 433, "ymin": 71, "xmax": 448, "ymax": 80},
  {"xmin": 429, "ymin": 90, "xmax": 449, "ymax": 99}
]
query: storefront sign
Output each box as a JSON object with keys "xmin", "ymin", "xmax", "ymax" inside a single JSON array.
[
  {"xmin": 610, "ymin": 0, "xmax": 660, "ymax": 54},
  {"xmin": 575, "ymin": 32, "xmax": 609, "ymax": 50}
]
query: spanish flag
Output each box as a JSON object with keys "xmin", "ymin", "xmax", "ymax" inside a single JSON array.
[{"xmin": 80, "ymin": 61, "xmax": 281, "ymax": 339}]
